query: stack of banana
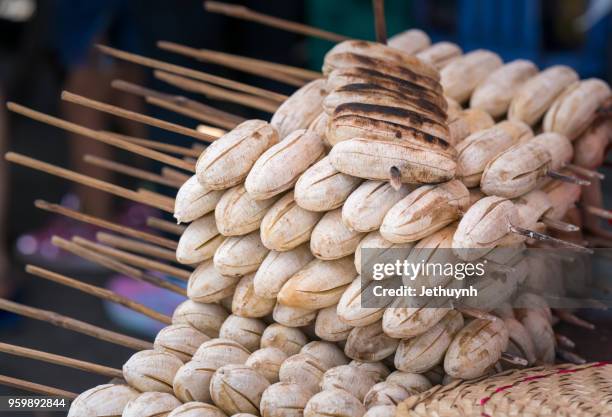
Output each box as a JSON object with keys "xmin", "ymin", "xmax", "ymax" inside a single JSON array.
[{"xmin": 64, "ymin": 29, "xmax": 611, "ymax": 417}]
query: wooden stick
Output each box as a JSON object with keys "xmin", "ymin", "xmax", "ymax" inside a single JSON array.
[
  {"xmin": 372, "ymin": 0, "xmax": 387, "ymax": 44},
  {"xmin": 547, "ymin": 170, "xmax": 591, "ymax": 186},
  {"xmin": 582, "ymin": 204, "xmax": 612, "ymax": 220},
  {"xmin": 112, "ymin": 79, "xmax": 244, "ymax": 130},
  {"xmin": 541, "ymin": 217, "xmax": 580, "ymax": 233},
  {"xmin": 204, "ymin": 1, "xmax": 350, "ymax": 42},
  {"xmin": 555, "ymin": 333, "xmax": 576, "ymax": 349},
  {"xmin": 196, "ymin": 124, "xmax": 226, "ymax": 138},
  {"xmin": 566, "ymin": 164, "xmax": 605, "ymax": 180},
  {"xmin": 0, "ymin": 341, "xmax": 123, "ymax": 378},
  {"xmin": 96, "ymin": 232, "xmax": 177, "ymax": 263},
  {"xmin": 6, "ymin": 103, "xmax": 195, "ymax": 173},
  {"xmin": 0, "ymin": 374, "xmax": 77, "ymax": 399},
  {"xmin": 52, "ymin": 236, "xmax": 186, "ymax": 296},
  {"xmin": 554, "ymin": 310, "xmax": 596, "ymax": 330},
  {"xmin": 35, "ymin": 200, "xmax": 177, "ymax": 250},
  {"xmin": 72, "ymin": 236, "xmax": 191, "ymax": 280},
  {"xmin": 137, "ymin": 188, "xmax": 176, "ymax": 208},
  {"xmin": 508, "ymin": 223, "xmax": 593, "ymax": 254},
  {"xmin": 0, "ymin": 298, "xmax": 152, "ymax": 350},
  {"xmin": 162, "ymin": 167, "xmax": 191, "ymax": 184},
  {"xmin": 145, "ymin": 96, "xmax": 236, "ymax": 131},
  {"xmin": 157, "ymin": 41, "xmax": 309, "ymax": 87},
  {"xmin": 155, "ymin": 70, "xmax": 279, "ymax": 113},
  {"xmin": 6, "ymin": 153, "xmax": 175, "ymax": 213},
  {"xmin": 62, "ymin": 91, "xmax": 215, "ymax": 142},
  {"xmin": 556, "ymin": 348, "xmax": 587, "ymax": 365},
  {"xmin": 26, "ymin": 265, "xmax": 173, "ymax": 325},
  {"xmin": 147, "ymin": 216, "xmax": 186, "ymax": 235},
  {"xmin": 97, "ymin": 44, "xmax": 285, "ymax": 101},
  {"xmin": 500, "ymin": 351, "xmax": 528, "ymax": 366},
  {"xmin": 103, "ymin": 131, "xmax": 202, "ymax": 157},
  {"xmin": 159, "ymin": 40, "xmax": 319, "ymax": 81},
  {"xmin": 84, "ymin": 154, "xmax": 183, "ymax": 188}
]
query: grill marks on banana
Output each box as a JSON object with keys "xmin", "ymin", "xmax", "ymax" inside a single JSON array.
[
  {"xmin": 329, "ymin": 67, "xmax": 447, "ymax": 109},
  {"xmin": 336, "ymin": 83, "xmax": 447, "ymax": 121},
  {"xmin": 334, "ymin": 103, "xmax": 450, "ymax": 147}
]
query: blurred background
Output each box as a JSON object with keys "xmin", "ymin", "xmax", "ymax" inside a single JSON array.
[{"xmin": 0, "ymin": 0, "xmax": 610, "ymax": 415}]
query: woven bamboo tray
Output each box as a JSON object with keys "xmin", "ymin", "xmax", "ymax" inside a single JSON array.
[{"xmin": 397, "ymin": 362, "xmax": 612, "ymax": 417}]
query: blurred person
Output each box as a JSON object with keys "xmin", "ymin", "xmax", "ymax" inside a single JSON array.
[
  {"xmin": 14, "ymin": 0, "xmax": 155, "ymax": 270},
  {"xmin": 0, "ymin": 0, "xmax": 39, "ymax": 298}
]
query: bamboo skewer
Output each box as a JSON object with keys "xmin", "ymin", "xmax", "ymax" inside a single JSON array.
[
  {"xmin": 566, "ymin": 164, "xmax": 605, "ymax": 180},
  {"xmin": 582, "ymin": 204, "xmax": 612, "ymax": 220},
  {"xmin": 52, "ymin": 237, "xmax": 186, "ymax": 296},
  {"xmin": 6, "ymin": 153, "xmax": 175, "ymax": 213},
  {"xmin": 547, "ymin": 170, "xmax": 591, "ymax": 186},
  {"xmin": 147, "ymin": 96, "xmax": 237, "ymax": 131},
  {"xmin": 34, "ymin": 200, "xmax": 178, "ymax": 250},
  {"xmin": 103, "ymin": 131, "xmax": 202, "ymax": 158},
  {"xmin": 500, "ymin": 352, "xmax": 528, "ymax": 367},
  {"xmin": 6, "ymin": 103, "xmax": 196, "ymax": 173},
  {"xmin": 72, "ymin": 236, "xmax": 192, "ymax": 280},
  {"xmin": 555, "ymin": 333, "xmax": 576, "ymax": 349},
  {"xmin": 554, "ymin": 310, "xmax": 596, "ymax": 330},
  {"xmin": 161, "ymin": 167, "xmax": 191, "ymax": 183},
  {"xmin": 164, "ymin": 43, "xmax": 322, "ymax": 81},
  {"xmin": 97, "ymin": 44, "xmax": 286, "ymax": 102},
  {"xmin": 157, "ymin": 41, "xmax": 311, "ymax": 87},
  {"xmin": 111, "ymin": 80, "xmax": 244, "ymax": 130},
  {"xmin": 204, "ymin": 1, "xmax": 350, "ymax": 42},
  {"xmin": 196, "ymin": 124, "xmax": 226, "ymax": 138},
  {"xmin": 0, "ymin": 298, "xmax": 152, "ymax": 350},
  {"xmin": 557, "ymin": 348, "xmax": 587, "ymax": 365},
  {"xmin": 154, "ymin": 70, "xmax": 280, "ymax": 113},
  {"xmin": 0, "ymin": 341, "xmax": 123, "ymax": 378},
  {"xmin": 0, "ymin": 374, "xmax": 77, "ymax": 399},
  {"xmin": 0, "ymin": 375, "xmax": 78, "ymax": 400},
  {"xmin": 96, "ymin": 232, "xmax": 178, "ymax": 263},
  {"xmin": 147, "ymin": 217, "xmax": 186, "ymax": 235},
  {"xmin": 137, "ymin": 188, "xmax": 176, "ymax": 207},
  {"xmin": 508, "ymin": 224, "xmax": 593, "ymax": 254},
  {"xmin": 62, "ymin": 91, "xmax": 216, "ymax": 142},
  {"xmin": 84, "ymin": 154, "xmax": 183, "ymax": 188},
  {"xmin": 26, "ymin": 265, "xmax": 173, "ymax": 325},
  {"xmin": 541, "ymin": 217, "xmax": 581, "ymax": 233},
  {"xmin": 372, "ymin": 0, "xmax": 388, "ymax": 44}
]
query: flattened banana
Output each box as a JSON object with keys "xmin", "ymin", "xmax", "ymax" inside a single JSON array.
[
  {"xmin": 480, "ymin": 140, "xmax": 552, "ymax": 198},
  {"xmin": 215, "ymin": 184, "xmax": 279, "ymax": 236},
  {"xmin": 508, "ymin": 65, "xmax": 578, "ymax": 126},
  {"xmin": 443, "ymin": 317, "xmax": 508, "ymax": 379},
  {"xmin": 323, "ymin": 40, "xmax": 440, "ymax": 82},
  {"xmin": 245, "ymin": 129, "xmax": 326, "ymax": 200},
  {"xmin": 440, "ymin": 50, "xmax": 503, "ymax": 103},
  {"xmin": 381, "ymin": 180, "xmax": 470, "ymax": 243},
  {"xmin": 294, "ymin": 156, "xmax": 362, "ymax": 212},
  {"xmin": 543, "ymin": 78, "xmax": 611, "ymax": 140},
  {"xmin": 470, "ymin": 60, "xmax": 538, "ymax": 118},
  {"xmin": 329, "ymin": 137, "xmax": 456, "ymax": 184},
  {"xmin": 310, "ymin": 209, "xmax": 365, "ymax": 260},
  {"xmin": 260, "ymin": 191, "xmax": 323, "ymax": 252},
  {"xmin": 196, "ymin": 119, "xmax": 279, "ymax": 190},
  {"xmin": 271, "ymin": 79, "xmax": 327, "ymax": 139},
  {"xmin": 174, "ymin": 175, "xmax": 224, "ymax": 223},
  {"xmin": 277, "ymin": 257, "xmax": 357, "ymax": 309},
  {"xmin": 416, "ymin": 42, "xmax": 462, "ymax": 70},
  {"xmin": 452, "ymin": 196, "xmax": 521, "ymax": 261},
  {"xmin": 176, "ymin": 213, "xmax": 224, "ymax": 265},
  {"xmin": 388, "ymin": 29, "xmax": 431, "ymax": 54},
  {"xmin": 343, "ymin": 181, "xmax": 414, "ymax": 233}
]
